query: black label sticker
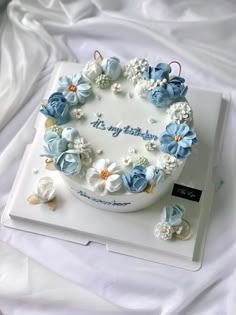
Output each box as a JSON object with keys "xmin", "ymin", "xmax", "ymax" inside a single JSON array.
[{"xmin": 172, "ymin": 184, "xmax": 202, "ymax": 202}]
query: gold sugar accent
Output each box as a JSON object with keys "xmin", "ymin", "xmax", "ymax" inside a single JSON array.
[
  {"xmin": 45, "ymin": 118, "xmax": 54, "ymax": 129},
  {"xmin": 41, "ymin": 99, "xmax": 48, "ymax": 105},
  {"xmin": 173, "ymin": 219, "xmax": 192, "ymax": 240},
  {"xmin": 45, "ymin": 159, "xmax": 56, "ymax": 171},
  {"xmin": 47, "ymin": 198, "xmax": 57, "ymax": 211},
  {"xmin": 27, "ymin": 194, "xmax": 41, "ymax": 205},
  {"xmin": 168, "ymin": 61, "xmax": 182, "ymax": 77},
  {"xmin": 144, "ymin": 181, "xmax": 155, "ymax": 194},
  {"xmin": 94, "ymin": 50, "xmax": 103, "ymax": 63}
]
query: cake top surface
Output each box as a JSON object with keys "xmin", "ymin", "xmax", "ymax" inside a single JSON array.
[{"xmin": 39, "ymin": 52, "xmax": 197, "ymax": 195}]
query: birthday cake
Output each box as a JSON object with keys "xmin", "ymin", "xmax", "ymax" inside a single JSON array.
[{"xmin": 39, "ymin": 51, "xmax": 197, "ymax": 212}]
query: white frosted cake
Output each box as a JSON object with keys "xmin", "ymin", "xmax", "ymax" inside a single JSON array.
[{"xmin": 39, "ymin": 51, "xmax": 197, "ymax": 212}]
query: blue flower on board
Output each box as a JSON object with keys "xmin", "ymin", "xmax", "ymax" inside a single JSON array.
[{"xmin": 160, "ymin": 204, "xmax": 185, "ymax": 226}]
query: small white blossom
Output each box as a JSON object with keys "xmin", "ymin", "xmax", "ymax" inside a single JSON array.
[
  {"xmin": 145, "ymin": 140, "xmax": 158, "ymax": 151},
  {"xmin": 111, "ymin": 83, "xmax": 121, "ymax": 94},
  {"xmin": 121, "ymin": 156, "xmax": 132, "ymax": 166},
  {"xmin": 72, "ymin": 108, "xmax": 84, "ymax": 120},
  {"xmin": 128, "ymin": 147, "xmax": 137, "ymax": 154}
]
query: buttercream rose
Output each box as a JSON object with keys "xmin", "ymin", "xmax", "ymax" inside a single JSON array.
[
  {"xmin": 40, "ymin": 92, "xmax": 70, "ymax": 125},
  {"xmin": 83, "ymin": 61, "xmax": 102, "ymax": 81},
  {"xmin": 144, "ymin": 63, "xmax": 171, "ymax": 81},
  {"xmin": 101, "ymin": 57, "xmax": 122, "ymax": 81},
  {"xmin": 122, "ymin": 165, "xmax": 148, "ymax": 193},
  {"xmin": 43, "ymin": 131, "xmax": 68, "ymax": 158},
  {"xmin": 54, "ymin": 150, "xmax": 81, "ymax": 176},
  {"xmin": 34, "ymin": 177, "xmax": 56, "ymax": 203}
]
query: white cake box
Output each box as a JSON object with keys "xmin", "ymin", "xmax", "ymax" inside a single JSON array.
[{"xmin": 1, "ymin": 62, "xmax": 228, "ymax": 270}]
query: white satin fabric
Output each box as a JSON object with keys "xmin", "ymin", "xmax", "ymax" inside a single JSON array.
[{"xmin": 0, "ymin": 1, "xmax": 236, "ymax": 314}]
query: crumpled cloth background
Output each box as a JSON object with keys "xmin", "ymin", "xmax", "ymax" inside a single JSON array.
[{"xmin": 0, "ymin": 1, "xmax": 236, "ymax": 314}]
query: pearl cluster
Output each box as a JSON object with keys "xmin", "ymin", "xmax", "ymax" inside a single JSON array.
[
  {"xmin": 49, "ymin": 125, "xmax": 64, "ymax": 136},
  {"xmin": 124, "ymin": 58, "xmax": 149, "ymax": 84},
  {"xmin": 167, "ymin": 101, "xmax": 192, "ymax": 124},
  {"xmin": 148, "ymin": 78, "xmax": 168, "ymax": 90},
  {"xmin": 95, "ymin": 74, "xmax": 111, "ymax": 89},
  {"xmin": 132, "ymin": 156, "xmax": 149, "ymax": 167}
]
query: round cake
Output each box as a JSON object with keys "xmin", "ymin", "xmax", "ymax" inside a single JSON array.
[{"xmin": 40, "ymin": 51, "xmax": 197, "ymax": 212}]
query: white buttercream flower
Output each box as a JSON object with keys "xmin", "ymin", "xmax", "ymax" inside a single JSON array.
[
  {"xmin": 83, "ymin": 61, "xmax": 102, "ymax": 81},
  {"xmin": 160, "ymin": 154, "xmax": 178, "ymax": 174},
  {"xmin": 34, "ymin": 177, "xmax": 56, "ymax": 203},
  {"xmin": 155, "ymin": 222, "xmax": 174, "ymax": 240},
  {"xmin": 86, "ymin": 159, "xmax": 122, "ymax": 193},
  {"xmin": 74, "ymin": 137, "xmax": 93, "ymax": 166},
  {"xmin": 167, "ymin": 102, "xmax": 192, "ymax": 124},
  {"xmin": 134, "ymin": 79, "xmax": 148, "ymax": 98}
]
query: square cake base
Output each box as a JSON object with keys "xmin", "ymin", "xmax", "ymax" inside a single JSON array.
[{"xmin": 1, "ymin": 62, "xmax": 228, "ymax": 271}]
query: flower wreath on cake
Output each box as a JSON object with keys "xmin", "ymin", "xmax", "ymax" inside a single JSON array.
[{"xmin": 39, "ymin": 51, "xmax": 197, "ymax": 197}]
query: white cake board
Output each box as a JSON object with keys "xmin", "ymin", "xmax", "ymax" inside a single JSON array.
[{"xmin": 1, "ymin": 62, "xmax": 228, "ymax": 271}]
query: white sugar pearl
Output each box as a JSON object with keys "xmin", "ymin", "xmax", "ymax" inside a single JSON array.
[{"xmin": 32, "ymin": 168, "xmax": 39, "ymax": 174}]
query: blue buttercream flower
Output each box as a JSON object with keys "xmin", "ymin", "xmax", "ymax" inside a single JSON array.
[
  {"xmin": 147, "ymin": 76, "xmax": 188, "ymax": 108},
  {"xmin": 101, "ymin": 57, "xmax": 122, "ymax": 81},
  {"xmin": 144, "ymin": 63, "xmax": 171, "ymax": 81},
  {"xmin": 145, "ymin": 165, "xmax": 165, "ymax": 185},
  {"xmin": 122, "ymin": 165, "xmax": 148, "ymax": 193},
  {"xmin": 159, "ymin": 122, "xmax": 197, "ymax": 159},
  {"xmin": 42, "ymin": 131, "xmax": 68, "ymax": 158},
  {"xmin": 160, "ymin": 204, "xmax": 185, "ymax": 226},
  {"xmin": 54, "ymin": 149, "xmax": 81, "ymax": 176},
  {"xmin": 40, "ymin": 92, "xmax": 70, "ymax": 125},
  {"xmin": 57, "ymin": 73, "xmax": 92, "ymax": 106}
]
